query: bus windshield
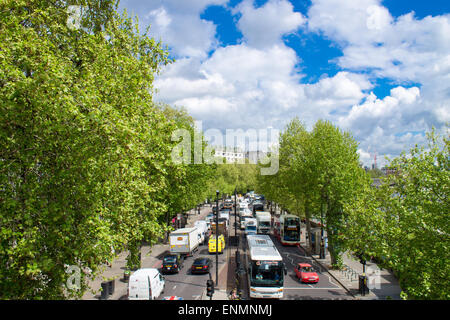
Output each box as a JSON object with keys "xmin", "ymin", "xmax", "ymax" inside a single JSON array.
[
  {"xmin": 250, "ymin": 261, "xmax": 283, "ymax": 287},
  {"xmin": 284, "ymin": 229, "xmax": 300, "ymax": 241},
  {"xmin": 246, "ymin": 226, "xmax": 256, "ymax": 231},
  {"xmin": 285, "ymin": 218, "xmax": 299, "ymax": 226},
  {"xmin": 259, "ymin": 221, "xmax": 271, "ymax": 227}
]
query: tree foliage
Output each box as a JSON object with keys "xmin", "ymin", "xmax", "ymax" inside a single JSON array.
[{"xmin": 342, "ymin": 129, "xmax": 450, "ymax": 299}]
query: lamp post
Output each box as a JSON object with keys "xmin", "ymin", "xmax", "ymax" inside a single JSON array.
[
  {"xmin": 234, "ymin": 188, "xmax": 237, "ymax": 245},
  {"xmin": 215, "ymin": 190, "xmax": 219, "ymax": 286},
  {"xmin": 320, "ymin": 202, "xmax": 325, "ymax": 259}
]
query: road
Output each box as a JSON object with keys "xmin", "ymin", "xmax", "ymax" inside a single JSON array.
[
  {"xmin": 149, "ymin": 202, "xmax": 352, "ymax": 300},
  {"xmin": 156, "ymin": 233, "xmax": 228, "ymax": 300},
  {"xmin": 232, "ymin": 207, "xmax": 353, "ymax": 300}
]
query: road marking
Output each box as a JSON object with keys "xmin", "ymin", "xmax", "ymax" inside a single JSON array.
[
  {"xmin": 283, "ymin": 287, "xmax": 345, "ymax": 290},
  {"xmin": 173, "ymin": 285, "xmax": 177, "ymax": 290},
  {"xmin": 192, "ymin": 295, "xmax": 201, "ymax": 300}
]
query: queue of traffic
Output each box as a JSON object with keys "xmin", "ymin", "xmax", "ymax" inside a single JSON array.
[{"xmin": 127, "ymin": 191, "xmax": 320, "ymax": 300}]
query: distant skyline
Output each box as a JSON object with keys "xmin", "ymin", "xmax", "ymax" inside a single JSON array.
[{"xmin": 119, "ymin": 0, "xmax": 450, "ymax": 167}]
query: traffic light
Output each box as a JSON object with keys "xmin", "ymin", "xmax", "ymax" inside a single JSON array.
[{"xmin": 206, "ymin": 280, "xmax": 214, "ymax": 297}]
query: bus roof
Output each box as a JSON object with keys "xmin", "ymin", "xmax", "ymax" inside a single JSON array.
[
  {"xmin": 280, "ymin": 214, "xmax": 300, "ymax": 221},
  {"xmin": 247, "ymin": 235, "xmax": 282, "ymax": 261}
]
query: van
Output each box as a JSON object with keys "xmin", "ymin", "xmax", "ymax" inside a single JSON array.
[
  {"xmin": 128, "ymin": 268, "xmax": 165, "ymax": 300},
  {"xmin": 208, "ymin": 234, "xmax": 225, "ymax": 254}
]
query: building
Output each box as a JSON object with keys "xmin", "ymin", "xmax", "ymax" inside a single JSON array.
[{"xmin": 213, "ymin": 146, "xmax": 245, "ymax": 163}]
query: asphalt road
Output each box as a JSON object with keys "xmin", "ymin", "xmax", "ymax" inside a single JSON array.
[
  {"xmin": 155, "ymin": 203, "xmax": 353, "ymax": 300},
  {"xmin": 236, "ymin": 208, "xmax": 353, "ymax": 300},
  {"xmin": 156, "ymin": 238, "xmax": 228, "ymax": 300}
]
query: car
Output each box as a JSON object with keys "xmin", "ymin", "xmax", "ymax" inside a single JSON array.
[
  {"xmin": 294, "ymin": 263, "xmax": 319, "ymax": 283},
  {"xmin": 190, "ymin": 257, "xmax": 213, "ymax": 274},
  {"xmin": 161, "ymin": 254, "xmax": 184, "ymax": 274}
]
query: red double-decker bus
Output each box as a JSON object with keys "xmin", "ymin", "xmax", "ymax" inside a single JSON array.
[{"xmin": 274, "ymin": 214, "xmax": 301, "ymax": 246}]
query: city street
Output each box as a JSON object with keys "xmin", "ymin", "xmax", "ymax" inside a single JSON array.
[
  {"xmin": 156, "ymin": 244, "xmax": 228, "ymax": 300},
  {"xmin": 232, "ymin": 211, "xmax": 353, "ymax": 300}
]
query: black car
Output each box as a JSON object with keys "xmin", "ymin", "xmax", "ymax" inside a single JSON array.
[
  {"xmin": 161, "ymin": 254, "xmax": 184, "ymax": 274},
  {"xmin": 190, "ymin": 257, "xmax": 212, "ymax": 274}
]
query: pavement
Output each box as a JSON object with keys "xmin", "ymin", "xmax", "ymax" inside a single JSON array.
[
  {"xmin": 297, "ymin": 223, "xmax": 403, "ymax": 300},
  {"xmin": 81, "ymin": 204, "xmax": 215, "ymax": 300}
]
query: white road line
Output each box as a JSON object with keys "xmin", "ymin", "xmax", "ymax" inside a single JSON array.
[
  {"xmin": 173, "ymin": 285, "xmax": 177, "ymax": 290},
  {"xmin": 283, "ymin": 287, "xmax": 345, "ymax": 290}
]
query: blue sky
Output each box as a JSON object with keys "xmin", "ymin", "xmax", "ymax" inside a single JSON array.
[{"xmin": 118, "ymin": 0, "xmax": 449, "ymax": 167}]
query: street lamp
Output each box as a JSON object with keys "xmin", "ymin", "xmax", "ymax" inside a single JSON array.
[
  {"xmin": 215, "ymin": 190, "xmax": 219, "ymax": 286},
  {"xmin": 320, "ymin": 202, "xmax": 325, "ymax": 259},
  {"xmin": 234, "ymin": 188, "xmax": 237, "ymax": 245}
]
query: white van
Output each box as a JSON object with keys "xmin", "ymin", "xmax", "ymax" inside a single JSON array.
[
  {"xmin": 128, "ymin": 268, "xmax": 165, "ymax": 300},
  {"xmin": 194, "ymin": 220, "xmax": 208, "ymax": 245}
]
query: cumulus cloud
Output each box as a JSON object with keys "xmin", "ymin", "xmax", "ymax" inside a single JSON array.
[
  {"xmin": 120, "ymin": 0, "xmax": 227, "ymax": 59},
  {"xmin": 119, "ymin": 0, "xmax": 449, "ymax": 167},
  {"xmin": 234, "ymin": 0, "xmax": 306, "ymax": 48},
  {"xmin": 307, "ymin": 0, "xmax": 450, "ymax": 164}
]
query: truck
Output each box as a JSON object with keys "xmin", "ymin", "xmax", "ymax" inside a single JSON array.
[
  {"xmin": 245, "ymin": 218, "xmax": 257, "ymax": 235},
  {"xmin": 194, "ymin": 220, "xmax": 208, "ymax": 245},
  {"xmin": 256, "ymin": 211, "xmax": 272, "ymax": 234},
  {"xmin": 211, "ymin": 220, "xmax": 227, "ymax": 238},
  {"xmin": 169, "ymin": 227, "xmax": 200, "ymax": 257}
]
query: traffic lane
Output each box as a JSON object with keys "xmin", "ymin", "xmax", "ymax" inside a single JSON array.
[
  {"xmin": 157, "ymin": 245, "xmax": 227, "ymax": 300},
  {"xmin": 269, "ymin": 235, "xmax": 350, "ymax": 300}
]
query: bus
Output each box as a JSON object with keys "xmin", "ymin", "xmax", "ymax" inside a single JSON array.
[
  {"xmin": 274, "ymin": 214, "xmax": 301, "ymax": 246},
  {"xmin": 246, "ymin": 234, "xmax": 287, "ymax": 299}
]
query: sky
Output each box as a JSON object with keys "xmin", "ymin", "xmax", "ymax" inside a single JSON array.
[{"xmin": 118, "ymin": 0, "xmax": 450, "ymax": 167}]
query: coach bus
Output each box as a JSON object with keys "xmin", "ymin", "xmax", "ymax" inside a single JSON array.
[
  {"xmin": 246, "ymin": 234, "xmax": 287, "ymax": 299},
  {"xmin": 274, "ymin": 214, "xmax": 301, "ymax": 246}
]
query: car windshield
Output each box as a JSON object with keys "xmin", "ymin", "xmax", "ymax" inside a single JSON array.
[
  {"xmin": 302, "ymin": 266, "xmax": 314, "ymax": 272},
  {"xmin": 194, "ymin": 259, "xmax": 208, "ymax": 265},
  {"xmin": 163, "ymin": 256, "xmax": 176, "ymax": 263}
]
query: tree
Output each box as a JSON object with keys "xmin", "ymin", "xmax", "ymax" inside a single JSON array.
[
  {"xmin": 0, "ymin": 0, "xmax": 172, "ymax": 298},
  {"xmin": 343, "ymin": 128, "xmax": 450, "ymax": 299},
  {"xmin": 308, "ymin": 120, "xmax": 369, "ymax": 267}
]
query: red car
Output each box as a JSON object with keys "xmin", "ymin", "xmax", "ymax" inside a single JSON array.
[{"xmin": 294, "ymin": 263, "xmax": 319, "ymax": 283}]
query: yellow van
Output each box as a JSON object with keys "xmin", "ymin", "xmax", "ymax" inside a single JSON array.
[{"xmin": 208, "ymin": 234, "xmax": 225, "ymax": 254}]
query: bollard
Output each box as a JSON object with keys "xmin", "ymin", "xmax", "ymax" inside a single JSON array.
[
  {"xmin": 359, "ymin": 275, "xmax": 369, "ymax": 296},
  {"xmin": 108, "ymin": 279, "xmax": 115, "ymax": 296},
  {"xmin": 100, "ymin": 282, "xmax": 109, "ymax": 300}
]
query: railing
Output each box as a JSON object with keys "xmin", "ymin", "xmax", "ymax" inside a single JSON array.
[{"xmin": 340, "ymin": 264, "xmax": 359, "ymax": 281}]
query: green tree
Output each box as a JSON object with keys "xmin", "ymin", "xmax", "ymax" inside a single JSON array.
[
  {"xmin": 309, "ymin": 120, "xmax": 369, "ymax": 267},
  {"xmin": 343, "ymin": 128, "xmax": 450, "ymax": 299},
  {"xmin": 0, "ymin": 0, "xmax": 172, "ymax": 298}
]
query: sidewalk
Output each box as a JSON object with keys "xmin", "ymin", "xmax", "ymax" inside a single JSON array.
[
  {"xmin": 299, "ymin": 228, "xmax": 402, "ymax": 300},
  {"xmin": 81, "ymin": 204, "xmax": 213, "ymax": 300}
]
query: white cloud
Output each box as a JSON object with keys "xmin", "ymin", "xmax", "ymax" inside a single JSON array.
[
  {"xmin": 120, "ymin": 0, "xmax": 448, "ymax": 167},
  {"xmin": 234, "ymin": 0, "xmax": 306, "ymax": 48},
  {"xmin": 307, "ymin": 0, "xmax": 450, "ymax": 165},
  {"xmin": 120, "ymin": 0, "xmax": 228, "ymax": 59}
]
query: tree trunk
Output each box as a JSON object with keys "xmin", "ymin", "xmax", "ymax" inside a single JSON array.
[
  {"xmin": 326, "ymin": 225, "xmax": 338, "ymax": 267},
  {"xmin": 305, "ymin": 202, "xmax": 312, "ymax": 252}
]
